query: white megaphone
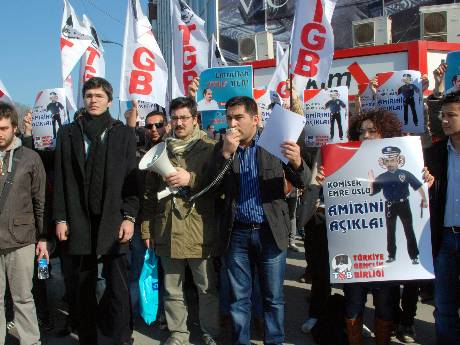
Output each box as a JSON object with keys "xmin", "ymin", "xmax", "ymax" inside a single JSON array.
[{"xmin": 139, "ymin": 142, "xmax": 178, "ymax": 200}]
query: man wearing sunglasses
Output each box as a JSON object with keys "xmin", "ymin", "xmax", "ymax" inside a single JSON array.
[{"xmin": 144, "ymin": 111, "xmax": 167, "ymax": 148}]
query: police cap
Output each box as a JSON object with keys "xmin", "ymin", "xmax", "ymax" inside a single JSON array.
[
  {"xmin": 382, "ymin": 146, "xmax": 401, "ymax": 155},
  {"xmin": 403, "ymin": 73, "xmax": 412, "ymax": 78}
]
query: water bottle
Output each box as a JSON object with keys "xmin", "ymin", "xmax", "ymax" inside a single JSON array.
[{"xmin": 37, "ymin": 258, "xmax": 49, "ymax": 280}]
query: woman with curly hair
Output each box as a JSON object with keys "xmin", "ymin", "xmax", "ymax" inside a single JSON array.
[{"xmin": 312, "ymin": 106, "xmax": 433, "ymax": 345}]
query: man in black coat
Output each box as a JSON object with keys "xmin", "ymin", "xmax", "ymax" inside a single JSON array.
[
  {"xmin": 53, "ymin": 77, "xmax": 139, "ymax": 345},
  {"xmin": 214, "ymin": 96, "xmax": 310, "ymax": 345},
  {"xmin": 425, "ymin": 91, "xmax": 460, "ymax": 345}
]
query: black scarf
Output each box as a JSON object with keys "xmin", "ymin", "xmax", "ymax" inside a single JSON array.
[{"xmin": 81, "ymin": 110, "xmax": 112, "ymax": 215}]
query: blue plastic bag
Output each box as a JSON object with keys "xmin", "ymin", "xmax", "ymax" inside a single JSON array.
[{"xmin": 139, "ymin": 248, "xmax": 159, "ymax": 325}]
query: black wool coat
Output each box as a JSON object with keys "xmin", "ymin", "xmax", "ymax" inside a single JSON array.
[
  {"xmin": 424, "ymin": 138, "xmax": 449, "ymax": 258},
  {"xmin": 53, "ymin": 117, "xmax": 139, "ymax": 255}
]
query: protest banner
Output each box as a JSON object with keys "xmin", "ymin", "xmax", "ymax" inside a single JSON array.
[
  {"xmin": 210, "ymin": 34, "xmax": 227, "ymax": 68},
  {"xmin": 196, "ymin": 66, "xmax": 253, "ymax": 111},
  {"xmin": 254, "ymin": 88, "xmax": 272, "ymax": 124},
  {"xmin": 359, "ymin": 82, "xmax": 377, "ymax": 113},
  {"xmin": 290, "ymin": 0, "xmax": 336, "ymax": 96},
  {"xmin": 120, "ymin": 0, "xmax": 168, "ymax": 108},
  {"xmin": 445, "ymin": 51, "xmax": 460, "ymax": 95},
  {"xmin": 32, "ymin": 88, "xmax": 68, "ymax": 149},
  {"xmin": 200, "ymin": 109, "xmax": 227, "ymax": 133},
  {"xmin": 303, "ymin": 86, "xmax": 348, "ymax": 146},
  {"xmin": 376, "ymin": 70, "xmax": 424, "ymax": 134},
  {"xmin": 0, "ymin": 80, "xmax": 13, "ymax": 105},
  {"xmin": 276, "ymin": 41, "xmax": 285, "ymax": 67},
  {"xmin": 257, "ymin": 105, "xmax": 306, "ymax": 164},
  {"xmin": 60, "ymin": 0, "xmax": 92, "ymax": 83},
  {"xmin": 322, "ymin": 136, "xmax": 434, "ymax": 283},
  {"xmin": 126, "ymin": 100, "xmax": 162, "ymax": 126},
  {"xmin": 267, "ymin": 50, "xmax": 290, "ymax": 104},
  {"xmin": 77, "ymin": 14, "xmax": 105, "ymax": 109},
  {"xmin": 171, "ymin": 0, "xmax": 209, "ymax": 98}
]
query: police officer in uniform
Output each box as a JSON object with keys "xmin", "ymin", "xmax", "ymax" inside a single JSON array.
[
  {"xmin": 46, "ymin": 91, "xmax": 64, "ymax": 139},
  {"xmin": 369, "ymin": 146, "xmax": 428, "ymax": 264},
  {"xmin": 397, "ymin": 74, "xmax": 421, "ymax": 126},
  {"xmin": 325, "ymin": 89, "xmax": 347, "ymax": 140}
]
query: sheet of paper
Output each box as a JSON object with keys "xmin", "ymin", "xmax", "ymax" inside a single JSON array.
[{"xmin": 257, "ymin": 104, "xmax": 306, "ymax": 164}]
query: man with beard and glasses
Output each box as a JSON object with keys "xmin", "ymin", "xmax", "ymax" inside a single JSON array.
[{"xmin": 53, "ymin": 77, "xmax": 138, "ymax": 345}]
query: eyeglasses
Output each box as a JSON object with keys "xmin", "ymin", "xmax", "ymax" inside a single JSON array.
[
  {"xmin": 170, "ymin": 115, "xmax": 193, "ymax": 122},
  {"xmin": 145, "ymin": 122, "xmax": 164, "ymax": 129}
]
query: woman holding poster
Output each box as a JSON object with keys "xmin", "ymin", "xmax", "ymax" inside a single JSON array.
[{"xmin": 317, "ymin": 110, "xmax": 434, "ymax": 345}]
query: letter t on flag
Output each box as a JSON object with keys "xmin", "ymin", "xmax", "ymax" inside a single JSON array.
[
  {"xmin": 120, "ymin": 0, "xmax": 168, "ymax": 108},
  {"xmin": 290, "ymin": 0, "xmax": 336, "ymax": 97}
]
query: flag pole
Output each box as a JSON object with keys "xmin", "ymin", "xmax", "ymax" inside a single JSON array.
[{"xmin": 288, "ymin": 44, "xmax": 293, "ymax": 111}]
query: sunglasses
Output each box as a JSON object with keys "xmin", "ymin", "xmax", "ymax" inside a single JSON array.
[{"xmin": 145, "ymin": 122, "xmax": 164, "ymax": 129}]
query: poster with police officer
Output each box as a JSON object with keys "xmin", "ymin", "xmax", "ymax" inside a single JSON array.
[
  {"xmin": 322, "ymin": 136, "xmax": 434, "ymax": 283},
  {"xmin": 32, "ymin": 88, "xmax": 68, "ymax": 149},
  {"xmin": 375, "ymin": 70, "xmax": 424, "ymax": 134},
  {"xmin": 303, "ymin": 86, "xmax": 349, "ymax": 147}
]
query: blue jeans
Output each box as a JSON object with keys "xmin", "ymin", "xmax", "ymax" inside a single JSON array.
[
  {"xmin": 226, "ymin": 226, "xmax": 287, "ymax": 345},
  {"xmin": 344, "ymin": 282, "xmax": 395, "ymax": 321},
  {"xmin": 434, "ymin": 231, "xmax": 460, "ymax": 345}
]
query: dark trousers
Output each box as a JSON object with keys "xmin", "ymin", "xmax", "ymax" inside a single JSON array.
[
  {"xmin": 330, "ymin": 112, "xmax": 343, "ymax": 139},
  {"xmin": 77, "ymin": 254, "xmax": 132, "ymax": 345},
  {"xmin": 60, "ymin": 250, "xmax": 80, "ymax": 329},
  {"xmin": 393, "ymin": 281, "xmax": 419, "ymax": 327},
  {"xmin": 52, "ymin": 113, "xmax": 62, "ymax": 138},
  {"xmin": 304, "ymin": 213, "xmax": 331, "ymax": 318},
  {"xmin": 385, "ymin": 200, "xmax": 419, "ymax": 260},
  {"xmin": 403, "ymin": 97, "xmax": 418, "ymax": 125}
]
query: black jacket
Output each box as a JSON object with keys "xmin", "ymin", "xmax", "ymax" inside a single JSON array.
[
  {"xmin": 214, "ymin": 140, "xmax": 311, "ymax": 251},
  {"xmin": 53, "ymin": 116, "xmax": 139, "ymax": 255},
  {"xmin": 424, "ymin": 138, "xmax": 448, "ymax": 257}
]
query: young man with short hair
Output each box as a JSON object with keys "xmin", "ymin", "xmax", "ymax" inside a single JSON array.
[
  {"xmin": 53, "ymin": 77, "xmax": 139, "ymax": 345},
  {"xmin": 0, "ymin": 102, "xmax": 47, "ymax": 345},
  {"xmin": 216, "ymin": 96, "xmax": 310, "ymax": 345},
  {"xmin": 425, "ymin": 91, "xmax": 460, "ymax": 345}
]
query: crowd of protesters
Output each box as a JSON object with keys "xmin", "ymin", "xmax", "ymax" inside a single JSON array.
[{"xmin": 0, "ymin": 60, "xmax": 459, "ymax": 345}]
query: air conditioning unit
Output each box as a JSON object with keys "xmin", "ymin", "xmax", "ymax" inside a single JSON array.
[
  {"xmin": 352, "ymin": 16, "xmax": 392, "ymax": 47},
  {"xmin": 420, "ymin": 4, "xmax": 460, "ymax": 43},
  {"xmin": 238, "ymin": 31, "xmax": 274, "ymax": 62}
]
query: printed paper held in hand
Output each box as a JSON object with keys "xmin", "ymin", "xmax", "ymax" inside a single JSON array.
[{"xmin": 257, "ymin": 105, "xmax": 306, "ymax": 164}]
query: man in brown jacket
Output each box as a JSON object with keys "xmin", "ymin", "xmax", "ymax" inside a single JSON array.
[
  {"xmin": 141, "ymin": 97, "xmax": 220, "ymax": 345},
  {"xmin": 0, "ymin": 102, "xmax": 47, "ymax": 345}
]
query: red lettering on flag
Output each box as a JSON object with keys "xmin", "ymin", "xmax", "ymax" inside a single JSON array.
[{"xmin": 60, "ymin": 37, "xmax": 74, "ymax": 50}]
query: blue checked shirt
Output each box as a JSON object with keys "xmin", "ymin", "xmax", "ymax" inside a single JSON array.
[
  {"xmin": 234, "ymin": 133, "xmax": 265, "ymax": 224},
  {"xmin": 444, "ymin": 139, "xmax": 460, "ymax": 227}
]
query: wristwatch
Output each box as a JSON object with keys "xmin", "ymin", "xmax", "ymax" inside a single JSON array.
[{"xmin": 123, "ymin": 215, "xmax": 136, "ymax": 223}]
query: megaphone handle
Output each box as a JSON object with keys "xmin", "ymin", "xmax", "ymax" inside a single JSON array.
[{"xmin": 157, "ymin": 187, "xmax": 177, "ymax": 200}]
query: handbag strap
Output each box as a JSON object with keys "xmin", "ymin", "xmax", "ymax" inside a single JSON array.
[{"xmin": 0, "ymin": 148, "xmax": 24, "ymax": 214}]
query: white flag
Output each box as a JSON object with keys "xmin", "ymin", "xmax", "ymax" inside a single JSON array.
[
  {"xmin": 276, "ymin": 41, "xmax": 285, "ymax": 67},
  {"xmin": 290, "ymin": 0, "xmax": 336, "ymax": 95},
  {"xmin": 210, "ymin": 34, "xmax": 227, "ymax": 67},
  {"xmin": 64, "ymin": 75, "xmax": 77, "ymax": 113},
  {"xmin": 267, "ymin": 49, "xmax": 290, "ymax": 100},
  {"xmin": 60, "ymin": 0, "xmax": 92, "ymax": 82},
  {"xmin": 0, "ymin": 80, "xmax": 13, "ymax": 105},
  {"xmin": 171, "ymin": 0, "xmax": 209, "ymax": 98},
  {"xmin": 120, "ymin": 0, "xmax": 168, "ymax": 108},
  {"xmin": 77, "ymin": 14, "xmax": 106, "ymax": 109}
]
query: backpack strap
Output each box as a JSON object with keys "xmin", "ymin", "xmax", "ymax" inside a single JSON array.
[{"xmin": 0, "ymin": 148, "xmax": 24, "ymax": 214}]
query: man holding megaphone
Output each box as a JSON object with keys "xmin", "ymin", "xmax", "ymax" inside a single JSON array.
[{"xmin": 140, "ymin": 97, "xmax": 221, "ymax": 345}]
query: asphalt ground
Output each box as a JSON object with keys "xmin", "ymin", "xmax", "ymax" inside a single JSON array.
[{"xmin": 5, "ymin": 237, "xmax": 435, "ymax": 345}]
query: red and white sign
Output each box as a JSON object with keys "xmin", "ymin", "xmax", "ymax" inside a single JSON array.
[
  {"xmin": 60, "ymin": 0, "xmax": 92, "ymax": 82},
  {"xmin": 120, "ymin": 0, "xmax": 168, "ymax": 108},
  {"xmin": 77, "ymin": 14, "xmax": 105, "ymax": 109},
  {"xmin": 267, "ymin": 50, "xmax": 290, "ymax": 102},
  {"xmin": 171, "ymin": 0, "xmax": 209, "ymax": 98},
  {"xmin": 0, "ymin": 80, "xmax": 13, "ymax": 105},
  {"xmin": 290, "ymin": 0, "xmax": 336, "ymax": 96}
]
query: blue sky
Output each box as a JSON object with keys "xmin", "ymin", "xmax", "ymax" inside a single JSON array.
[{"xmin": 0, "ymin": 0, "xmax": 139, "ymax": 109}]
